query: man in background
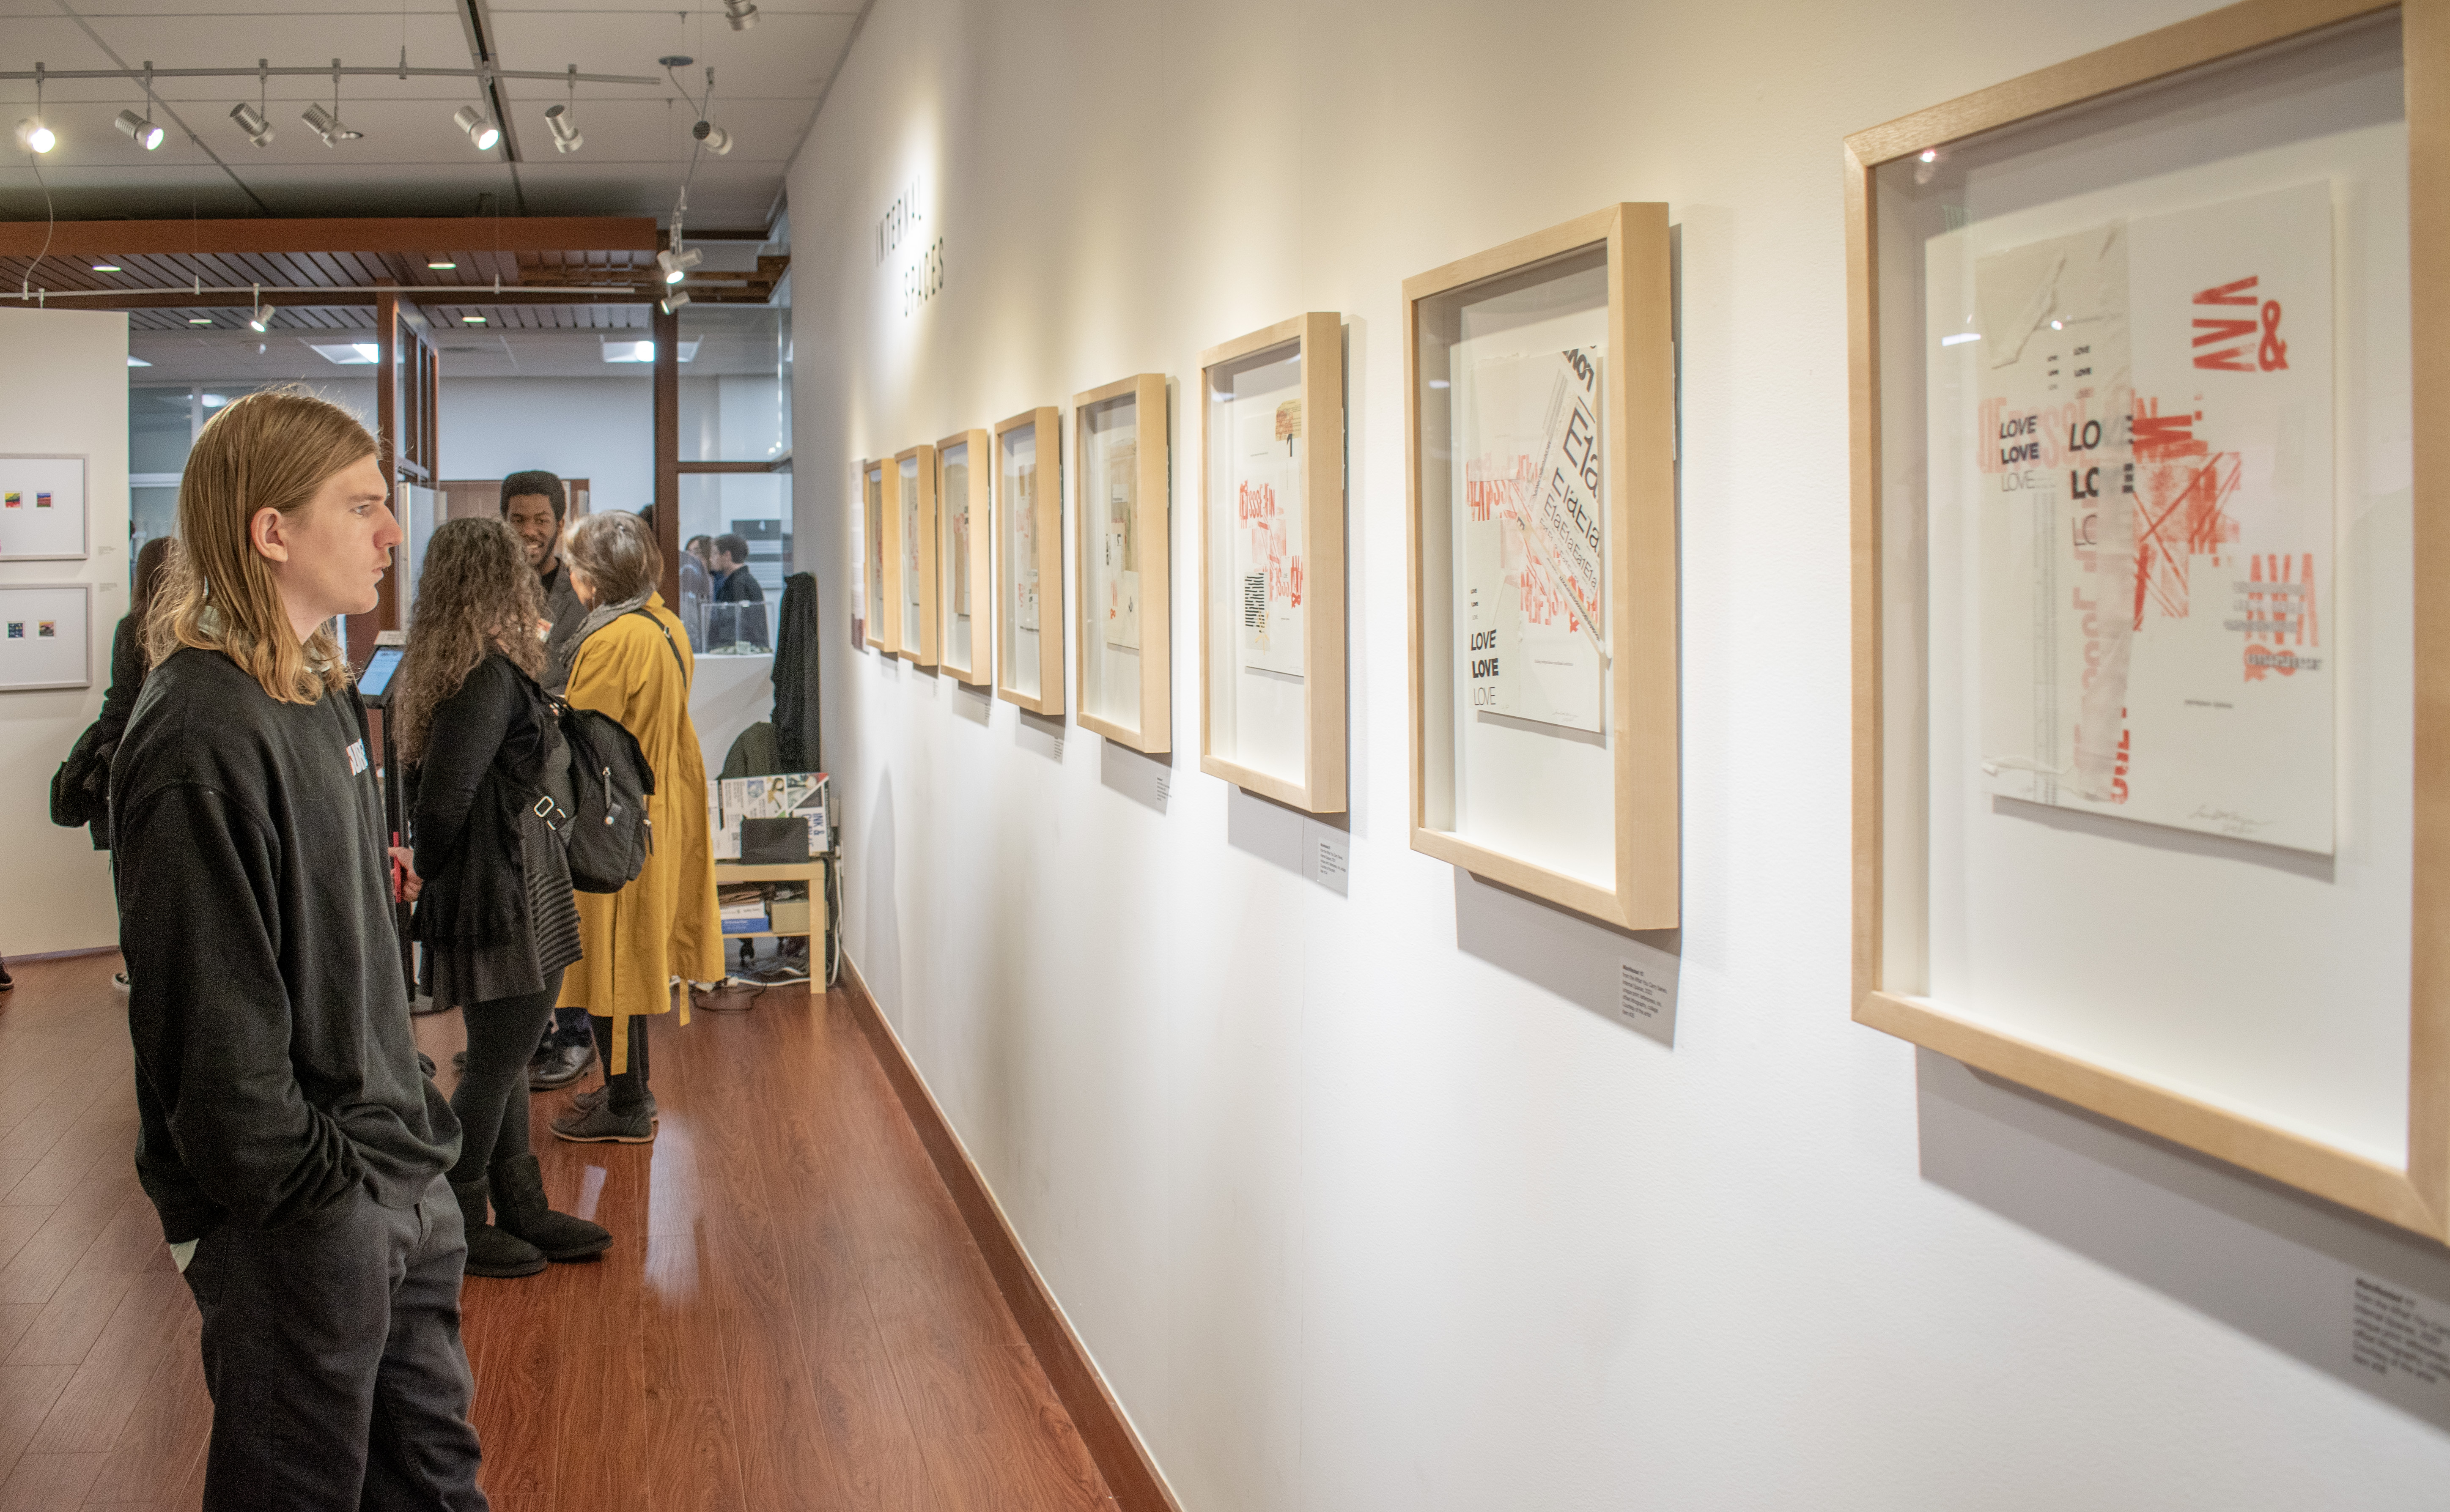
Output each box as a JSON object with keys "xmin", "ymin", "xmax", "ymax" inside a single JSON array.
[
  {"xmin": 502, "ymin": 471, "xmax": 586, "ymax": 692},
  {"xmin": 678, "ymin": 532, "xmax": 714, "ymax": 651},
  {"xmin": 504, "ymin": 470, "xmax": 594, "ymax": 1089},
  {"xmin": 710, "ymin": 532, "xmax": 769, "ymax": 649}
]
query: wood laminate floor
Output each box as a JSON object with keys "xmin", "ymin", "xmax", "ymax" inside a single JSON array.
[{"xmin": 0, "ymin": 950, "xmax": 1116, "ymax": 1512}]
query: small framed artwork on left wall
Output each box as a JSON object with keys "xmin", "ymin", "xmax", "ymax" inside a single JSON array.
[
  {"xmin": 0, "ymin": 583, "xmax": 92, "ymax": 691},
  {"xmin": 0, "ymin": 455, "xmax": 90, "ymax": 560}
]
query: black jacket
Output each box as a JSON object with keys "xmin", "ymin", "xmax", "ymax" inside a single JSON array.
[
  {"xmin": 54, "ymin": 615, "xmax": 146, "ymax": 847},
  {"xmin": 716, "ymin": 564, "xmax": 765, "ymax": 603},
  {"xmin": 407, "ymin": 653, "xmax": 552, "ymax": 948},
  {"xmin": 112, "ymin": 648, "xmax": 460, "ymax": 1242},
  {"xmin": 538, "ymin": 558, "xmax": 589, "ymax": 693},
  {"xmin": 772, "ymin": 571, "xmax": 822, "ymax": 772}
]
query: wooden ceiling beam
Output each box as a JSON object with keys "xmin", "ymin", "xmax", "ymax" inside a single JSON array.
[
  {"xmin": 32, "ymin": 288, "xmax": 656, "ymax": 310},
  {"xmin": 0, "ymin": 216, "xmax": 660, "ymax": 257}
]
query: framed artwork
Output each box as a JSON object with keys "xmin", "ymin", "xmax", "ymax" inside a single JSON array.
[
  {"xmin": 937, "ymin": 427, "xmax": 994, "ymax": 688},
  {"xmin": 995, "ymin": 406, "xmax": 1065, "ymax": 717},
  {"xmin": 0, "ymin": 583, "xmax": 92, "ymax": 691},
  {"xmin": 863, "ymin": 458, "xmax": 896, "ymax": 655},
  {"xmin": 1847, "ymin": 0, "xmax": 2446, "ymax": 1235},
  {"xmin": 1074, "ymin": 374, "xmax": 1171, "ymax": 753},
  {"xmin": 1199, "ymin": 313, "xmax": 1347, "ymax": 813},
  {"xmin": 896, "ymin": 443, "xmax": 939, "ymax": 668},
  {"xmin": 1404, "ymin": 203, "xmax": 1680, "ymax": 930},
  {"xmin": 0, "ymin": 455, "xmax": 89, "ymax": 561}
]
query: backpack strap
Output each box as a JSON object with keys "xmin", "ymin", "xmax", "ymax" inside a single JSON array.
[{"xmin": 627, "ymin": 607, "xmax": 690, "ymax": 694}]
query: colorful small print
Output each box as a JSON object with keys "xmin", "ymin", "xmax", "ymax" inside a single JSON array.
[
  {"xmin": 3, "ymin": 492, "xmax": 18, "ymax": 509},
  {"xmin": 4, "ymin": 622, "xmax": 20, "ymax": 638},
  {"xmin": 37, "ymin": 621, "xmax": 56, "ymax": 638},
  {"xmin": 34, "ymin": 492, "xmax": 51, "ymax": 508}
]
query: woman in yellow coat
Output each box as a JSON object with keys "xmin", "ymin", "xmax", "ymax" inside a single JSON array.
[{"xmin": 548, "ymin": 511, "xmax": 722, "ymax": 1143}]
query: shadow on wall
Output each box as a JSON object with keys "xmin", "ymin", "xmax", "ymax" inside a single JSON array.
[
  {"xmin": 1222, "ymin": 785, "xmax": 1350, "ymax": 898},
  {"xmin": 1451, "ymin": 868, "xmax": 1679, "ymax": 1048},
  {"xmin": 862, "ymin": 769, "xmax": 903, "ymax": 1023},
  {"xmin": 1917, "ymin": 1047, "xmax": 2450, "ymax": 1433},
  {"xmin": 1098, "ymin": 739, "xmax": 1171, "ymax": 814}
]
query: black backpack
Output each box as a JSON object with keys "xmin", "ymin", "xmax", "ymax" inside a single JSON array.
[{"xmin": 541, "ymin": 607, "xmax": 689, "ymax": 894}]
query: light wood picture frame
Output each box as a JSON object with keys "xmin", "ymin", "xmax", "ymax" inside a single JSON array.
[
  {"xmin": 993, "ymin": 406, "xmax": 1065, "ymax": 717},
  {"xmin": 1073, "ymin": 373, "xmax": 1171, "ymax": 754},
  {"xmin": 894, "ymin": 442, "xmax": 940, "ymax": 668},
  {"xmin": 1847, "ymin": 0, "xmax": 2448, "ymax": 1236},
  {"xmin": 1402, "ymin": 203, "xmax": 1680, "ymax": 931},
  {"xmin": 937, "ymin": 427, "xmax": 994, "ymax": 688},
  {"xmin": 863, "ymin": 457, "xmax": 896, "ymax": 656},
  {"xmin": 1197, "ymin": 314, "xmax": 1348, "ymax": 814}
]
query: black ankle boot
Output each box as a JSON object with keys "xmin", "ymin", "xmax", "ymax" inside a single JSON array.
[
  {"xmin": 451, "ymin": 1177, "xmax": 546, "ymax": 1278},
  {"xmin": 490, "ymin": 1153, "xmax": 612, "ymax": 1260}
]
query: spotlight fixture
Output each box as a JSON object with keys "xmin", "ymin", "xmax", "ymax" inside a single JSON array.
[
  {"xmin": 656, "ymin": 246, "xmax": 702, "ymax": 285},
  {"xmin": 691, "ymin": 119, "xmax": 732, "ymax": 156},
  {"xmin": 16, "ymin": 118, "xmax": 56, "ymax": 154},
  {"xmin": 247, "ymin": 305, "xmax": 278, "ymax": 333},
  {"xmin": 660, "ymin": 288, "xmax": 691, "ymax": 315},
  {"xmin": 302, "ymin": 103, "xmax": 359, "ymax": 146},
  {"xmin": 724, "ymin": 0, "xmax": 760, "ymax": 30},
  {"xmin": 544, "ymin": 103, "xmax": 582, "ymax": 154},
  {"xmin": 115, "ymin": 109, "xmax": 165, "ymax": 151},
  {"xmin": 229, "ymin": 102, "xmax": 275, "ymax": 148},
  {"xmin": 454, "ymin": 106, "xmax": 501, "ymax": 152}
]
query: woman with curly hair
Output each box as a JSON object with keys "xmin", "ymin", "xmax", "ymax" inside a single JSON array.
[{"xmin": 395, "ymin": 516, "xmax": 609, "ymax": 1276}]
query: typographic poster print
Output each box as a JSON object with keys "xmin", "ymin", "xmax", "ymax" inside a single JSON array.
[
  {"xmin": 902, "ymin": 458, "xmax": 924, "ymax": 648},
  {"xmin": 1970, "ymin": 181, "xmax": 2334, "ymax": 853},
  {"xmin": 1228, "ymin": 380, "xmax": 1305, "ymax": 679},
  {"xmin": 1459, "ymin": 345, "xmax": 1608, "ymax": 733},
  {"xmin": 1102, "ymin": 435, "xmax": 1141, "ymax": 651},
  {"xmin": 945, "ymin": 450, "xmax": 972, "ymax": 621},
  {"xmin": 1009, "ymin": 442, "xmax": 1041, "ymax": 633}
]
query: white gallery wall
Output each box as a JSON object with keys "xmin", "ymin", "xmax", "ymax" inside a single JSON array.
[
  {"xmin": 785, "ymin": 2, "xmax": 2450, "ymax": 1507},
  {"xmin": 0, "ymin": 308, "xmax": 130, "ymax": 955},
  {"xmin": 438, "ymin": 376, "xmax": 654, "ymax": 508}
]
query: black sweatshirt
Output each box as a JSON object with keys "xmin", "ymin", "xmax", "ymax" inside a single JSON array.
[{"xmin": 112, "ymin": 646, "xmax": 460, "ymax": 1242}]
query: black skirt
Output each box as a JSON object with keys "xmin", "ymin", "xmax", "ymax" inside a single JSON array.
[{"xmin": 424, "ymin": 806, "xmax": 583, "ymax": 1009}]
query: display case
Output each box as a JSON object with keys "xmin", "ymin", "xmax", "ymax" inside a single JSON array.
[
  {"xmin": 895, "ymin": 442, "xmax": 938, "ymax": 668},
  {"xmin": 863, "ymin": 457, "xmax": 894, "ymax": 655},
  {"xmin": 1847, "ymin": 0, "xmax": 2446, "ymax": 1234},
  {"xmin": 1199, "ymin": 315, "xmax": 1347, "ymax": 813},
  {"xmin": 1074, "ymin": 374, "xmax": 1170, "ymax": 753},
  {"xmin": 1404, "ymin": 203, "xmax": 1679, "ymax": 929},
  {"xmin": 937, "ymin": 427, "xmax": 993, "ymax": 688},
  {"xmin": 995, "ymin": 405, "xmax": 1064, "ymax": 717}
]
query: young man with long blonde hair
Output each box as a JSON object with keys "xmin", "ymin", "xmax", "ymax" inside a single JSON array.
[{"xmin": 112, "ymin": 387, "xmax": 488, "ymax": 1510}]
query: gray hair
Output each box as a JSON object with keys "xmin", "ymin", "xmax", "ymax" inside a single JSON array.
[{"xmin": 565, "ymin": 510, "xmax": 663, "ymax": 605}]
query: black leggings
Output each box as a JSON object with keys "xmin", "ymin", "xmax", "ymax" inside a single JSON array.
[
  {"xmin": 587, "ymin": 1013, "xmax": 652, "ymax": 1112},
  {"xmin": 447, "ymin": 983, "xmax": 562, "ymax": 1187}
]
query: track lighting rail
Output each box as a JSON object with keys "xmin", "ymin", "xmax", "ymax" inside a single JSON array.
[{"xmin": 0, "ymin": 64, "xmax": 659, "ymax": 85}]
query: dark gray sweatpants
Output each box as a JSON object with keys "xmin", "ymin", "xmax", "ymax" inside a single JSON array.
[{"xmin": 181, "ymin": 1173, "xmax": 488, "ymax": 1510}]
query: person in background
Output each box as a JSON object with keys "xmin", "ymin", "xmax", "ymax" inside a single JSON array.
[
  {"xmin": 709, "ymin": 532, "xmax": 768, "ymax": 649},
  {"xmin": 501, "ymin": 471, "xmax": 587, "ymax": 693},
  {"xmin": 111, "ymin": 387, "xmax": 486, "ymax": 1508},
  {"xmin": 677, "ymin": 532, "xmax": 713, "ymax": 651},
  {"xmin": 57, "ymin": 535, "xmax": 173, "ymax": 990},
  {"xmin": 502, "ymin": 470, "xmax": 595, "ymax": 1090},
  {"xmin": 394, "ymin": 518, "xmax": 609, "ymax": 1277},
  {"xmin": 551, "ymin": 512, "xmax": 721, "ymax": 1142}
]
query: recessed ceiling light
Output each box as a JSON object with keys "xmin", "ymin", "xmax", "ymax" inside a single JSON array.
[
  {"xmin": 187, "ymin": 317, "xmax": 213, "ymax": 325},
  {"xmin": 200, "ymin": 393, "xmax": 229, "ymax": 408},
  {"xmin": 461, "ymin": 314, "xmax": 487, "ymax": 324},
  {"xmin": 601, "ymin": 338, "xmax": 700, "ymax": 364},
  {"xmin": 428, "ymin": 259, "xmax": 457, "ymax": 270},
  {"xmin": 309, "ymin": 342, "xmax": 381, "ymax": 365},
  {"xmin": 91, "ymin": 263, "xmax": 120, "ymax": 273},
  {"xmin": 126, "ymin": 355, "xmax": 151, "ymax": 367}
]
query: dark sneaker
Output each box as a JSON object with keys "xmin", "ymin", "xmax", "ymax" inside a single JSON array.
[
  {"xmin": 551, "ymin": 1098, "xmax": 655, "ymax": 1144},
  {"xmin": 528, "ymin": 1040, "xmax": 595, "ymax": 1090}
]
